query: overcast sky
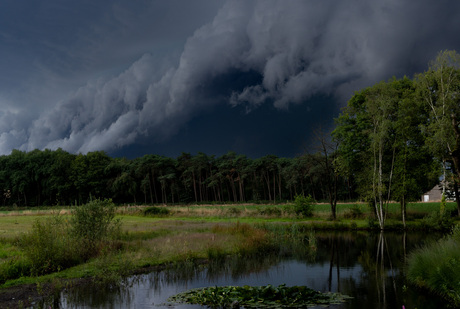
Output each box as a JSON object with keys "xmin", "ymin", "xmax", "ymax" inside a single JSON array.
[{"xmin": 1, "ymin": 0, "xmax": 460, "ymax": 158}]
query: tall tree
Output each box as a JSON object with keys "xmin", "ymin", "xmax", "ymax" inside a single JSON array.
[
  {"xmin": 334, "ymin": 77, "xmax": 436, "ymax": 229},
  {"xmin": 417, "ymin": 50, "xmax": 460, "ymax": 215},
  {"xmin": 390, "ymin": 78, "xmax": 438, "ymax": 226},
  {"xmin": 71, "ymin": 151, "xmax": 111, "ymax": 203}
]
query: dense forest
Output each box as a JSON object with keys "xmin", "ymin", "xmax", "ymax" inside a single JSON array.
[
  {"xmin": 0, "ymin": 148, "xmax": 354, "ymax": 207},
  {"xmin": 2, "ymin": 51, "xmax": 460, "ymax": 223}
]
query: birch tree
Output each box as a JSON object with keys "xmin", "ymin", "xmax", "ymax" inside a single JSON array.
[
  {"xmin": 417, "ymin": 50, "xmax": 460, "ymax": 215},
  {"xmin": 334, "ymin": 78, "xmax": 436, "ymax": 229}
]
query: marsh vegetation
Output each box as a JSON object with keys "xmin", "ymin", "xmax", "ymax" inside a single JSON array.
[{"xmin": 0, "ymin": 199, "xmax": 458, "ymax": 307}]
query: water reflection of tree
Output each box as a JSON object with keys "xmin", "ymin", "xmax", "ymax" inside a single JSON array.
[
  {"xmin": 355, "ymin": 232, "xmax": 400, "ymax": 307},
  {"xmin": 317, "ymin": 232, "xmax": 439, "ymax": 308},
  {"xmin": 356, "ymin": 232, "xmax": 434, "ymax": 308},
  {"xmin": 315, "ymin": 232, "xmax": 360, "ymax": 293},
  {"xmin": 328, "ymin": 235, "xmax": 339, "ymax": 292},
  {"xmin": 61, "ymin": 231, "xmax": 443, "ymax": 308}
]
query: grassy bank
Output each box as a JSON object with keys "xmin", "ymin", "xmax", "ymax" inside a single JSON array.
[
  {"xmin": 0, "ymin": 200, "xmax": 458, "ymax": 307},
  {"xmin": 407, "ymin": 226, "xmax": 460, "ymax": 306}
]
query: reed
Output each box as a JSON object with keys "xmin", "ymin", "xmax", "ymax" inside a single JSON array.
[{"xmin": 407, "ymin": 226, "xmax": 460, "ymax": 306}]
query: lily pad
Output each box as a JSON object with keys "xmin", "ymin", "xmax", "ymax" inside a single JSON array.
[{"xmin": 167, "ymin": 284, "xmax": 351, "ymax": 308}]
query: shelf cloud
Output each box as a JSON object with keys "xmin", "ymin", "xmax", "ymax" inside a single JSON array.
[{"xmin": 1, "ymin": 0, "xmax": 460, "ymax": 156}]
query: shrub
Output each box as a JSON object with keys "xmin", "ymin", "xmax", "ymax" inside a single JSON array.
[
  {"xmin": 343, "ymin": 204, "xmax": 364, "ymax": 219},
  {"xmin": 282, "ymin": 204, "xmax": 296, "ymax": 215},
  {"xmin": 421, "ymin": 211, "xmax": 454, "ymax": 231},
  {"xmin": 17, "ymin": 200, "xmax": 122, "ymax": 278},
  {"xmin": 143, "ymin": 206, "xmax": 170, "ymax": 216},
  {"xmin": 0, "ymin": 257, "xmax": 32, "ymax": 283},
  {"xmin": 258, "ymin": 206, "xmax": 282, "ymax": 217},
  {"xmin": 294, "ymin": 195, "xmax": 315, "ymax": 217},
  {"xmin": 367, "ymin": 217, "xmax": 379, "ymax": 230},
  {"xmin": 20, "ymin": 216, "xmax": 81, "ymax": 276},
  {"xmin": 226, "ymin": 207, "xmax": 242, "ymax": 216},
  {"xmin": 71, "ymin": 199, "xmax": 121, "ymax": 247}
]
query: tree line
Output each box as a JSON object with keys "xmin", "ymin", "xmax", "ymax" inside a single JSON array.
[
  {"xmin": 2, "ymin": 50, "xmax": 459, "ymax": 227},
  {"xmin": 0, "ymin": 148, "xmax": 353, "ymax": 207}
]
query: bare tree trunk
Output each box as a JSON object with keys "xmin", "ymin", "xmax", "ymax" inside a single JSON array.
[
  {"xmin": 450, "ymin": 115, "xmax": 460, "ymax": 216},
  {"xmin": 192, "ymin": 171, "xmax": 197, "ymax": 203},
  {"xmin": 454, "ymin": 181, "xmax": 460, "ymax": 216},
  {"xmin": 264, "ymin": 172, "xmax": 272, "ymax": 202},
  {"xmin": 148, "ymin": 173, "xmax": 154, "ymax": 204}
]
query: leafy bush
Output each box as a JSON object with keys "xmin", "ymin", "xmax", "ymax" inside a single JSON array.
[
  {"xmin": 0, "ymin": 256, "xmax": 32, "ymax": 283},
  {"xmin": 70, "ymin": 199, "xmax": 121, "ymax": 251},
  {"xmin": 294, "ymin": 195, "xmax": 315, "ymax": 217},
  {"xmin": 226, "ymin": 207, "xmax": 242, "ymax": 216},
  {"xmin": 19, "ymin": 199, "xmax": 122, "ymax": 276},
  {"xmin": 143, "ymin": 206, "xmax": 170, "ymax": 216},
  {"xmin": 421, "ymin": 211, "xmax": 454, "ymax": 231},
  {"xmin": 282, "ymin": 204, "xmax": 295, "ymax": 215},
  {"xmin": 367, "ymin": 217, "xmax": 380, "ymax": 230},
  {"xmin": 258, "ymin": 206, "xmax": 282, "ymax": 217},
  {"xmin": 343, "ymin": 204, "xmax": 364, "ymax": 219},
  {"xmin": 20, "ymin": 216, "xmax": 81, "ymax": 276}
]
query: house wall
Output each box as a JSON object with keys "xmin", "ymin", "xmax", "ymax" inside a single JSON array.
[{"xmin": 422, "ymin": 185, "xmax": 443, "ymax": 202}]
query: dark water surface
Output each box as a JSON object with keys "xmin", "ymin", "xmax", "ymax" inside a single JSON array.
[{"xmin": 57, "ymin": 231, "xmax": 445, "ymax": 308}]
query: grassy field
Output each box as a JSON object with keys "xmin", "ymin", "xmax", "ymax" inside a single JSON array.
[
  {"xmin": 0, "ymin": 200, "xmax": 458, "ymax": 308},
  {"xmin": 0, "ymin": 201, "xmax": 456, "ymax": 236}
]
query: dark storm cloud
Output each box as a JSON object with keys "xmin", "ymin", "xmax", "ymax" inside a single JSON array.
[{"xmin": 1, "ymin": 0, "xmax": 460, "ymax": 155}]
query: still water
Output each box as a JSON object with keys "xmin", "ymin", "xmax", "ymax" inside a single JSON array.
[{"xmin": 57, "ymin": 231, "xmax": 445, "ymax": 308}]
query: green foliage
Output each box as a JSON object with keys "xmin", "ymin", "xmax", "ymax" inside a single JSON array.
[
  {"xmin": 70, "ymin": 199, "xmax": 121, "ymax": 251},
  {"xmin": 293, "ymin": 195, "xmax": 315, "ymax": 217},
  {"xmin": 0, "ymin": 256, "xmax": 31, "ymax": 284},
  {"xmin": 333, "ymin": 75, "xmax": 439, "ymax": 229},
  {"xmin": 91, "ymin": 252, "xmax": 133, "ymax": 288},
  {"xmin": 282, "ymin": 204, "xmax": 295, "ymax": 215},
  {"xmin": 343, "ymin": 204, "xmax": 364, "ymax": 219},
  {"xmin": 20, "ymin": 216, "xmax": 81, "ymax": 276},
  {"xmin": 167, "ymin": 284, "xmax": 351, "ymax": 308},
  {"xmin": 421, "ymin": 210, "xmax": 454, "ymax": 231},
  {"xmin": 143, "ymin": 206, "xmax": 170, "ymax": 216},
  {"xmin": 258, "ymin": 206, "xmax": 282, "ymax": 217},
  {"xmin": 407, "ymin": 225, "xmax": 460, "ymax": 306},
  {"xmin": 225, "ymin": 207, "xmax": 242, "ymax": 216},
  {"xmin": 440, "ymin": 193, "xmax": 447, "ymax": 215},
  {"xmin": 367, "ymin": 217, "xmax": 380, "ymax": 230},
  {"xmin": 206, "ymin": 246, "xmax": 227, "ymax": 261},
  {"xmin": 0, "ymin": 148, "xmax": 355, "ymax": 208},
  {"xmin": 17, "ymin": 200, "xmax": 122, "ymax": 277}
]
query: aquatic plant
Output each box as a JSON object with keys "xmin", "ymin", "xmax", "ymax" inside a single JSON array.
[{"xmin": 167, "ymin": 284, "xmax": 351, "ymax": 308}]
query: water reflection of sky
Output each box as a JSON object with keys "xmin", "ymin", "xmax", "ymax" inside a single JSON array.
[
  {"xmin": 61, "ymin": 261, "xmax": 364, "ymax": 308},
  {"xmin": 59, "ymin": 232, "xmax": 445, "ymax": 309}
]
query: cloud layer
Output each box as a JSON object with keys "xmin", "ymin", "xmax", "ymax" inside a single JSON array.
[{"xmin": 1, "ymin": 0, "xmax": 460, "ymax": 155}]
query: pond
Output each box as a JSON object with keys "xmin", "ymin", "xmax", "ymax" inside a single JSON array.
[{"xmin": 55, "ymin": 231, "xmax": 444, "ymax": 308}]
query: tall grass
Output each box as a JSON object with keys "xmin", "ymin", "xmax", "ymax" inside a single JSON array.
[
  {"xmin": 14, "ymin": 199, "xmax": 122, "ymax": 277},
  {"xmin": 407, "ymin": 225, "xmax": 460, "ymax": 306},
  {"xmin": 20, "ymin": 216, "xmax": 82, "ymax": 276}
]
